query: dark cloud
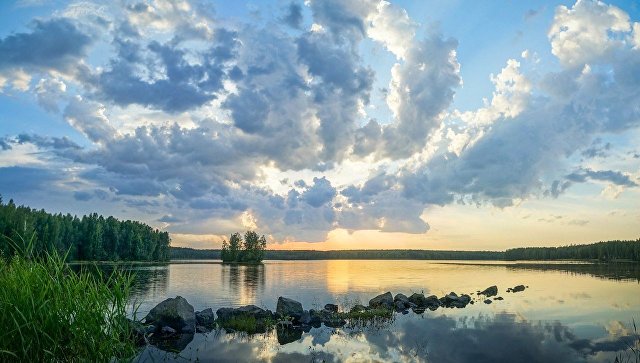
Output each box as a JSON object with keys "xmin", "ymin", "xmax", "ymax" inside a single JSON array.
[
  {"xmin": 566, "ymin": 168, "xmax": 638, "ymax": 187},
  {"xmin": 0, "ymin": 167, "xmax": 63, "ymax": 196},
  {"xmin": 300, "ymin": 177, "xmax": 336, "ymax": 207},
  {"xmin": 0, "ymin": 18, "xmax": 92, "ymax": 73},
  {"xmin": 281, "ymin": 2, "xmax": 303, "ymax": 29}
]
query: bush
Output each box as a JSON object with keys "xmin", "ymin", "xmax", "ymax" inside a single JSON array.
[
  {"xmin": 221, "ymin": 231, "xmax": 266, "ymax": 263},
  {"xmin": 0, "ymin": 250, "xmax": 137, "ymax": 361}
]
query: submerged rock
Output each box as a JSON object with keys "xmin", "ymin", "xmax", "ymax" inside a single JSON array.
[
  {"xmin": 369, "ymin": 292, "xmax": 393, "ymax": 309},
  {"xmin": 484, "ymin": 299, "xmax": 492, "ymax": 304},
  {"xmin": 195, "ymin": 308, "xmax": 215, "ymax": 327},
  {"xmin": 277, "ymin": 297, "xmax": 304, "ymax": 321},
  {"xmin": 144, "ymin": 296, "xmax": 196, "ymax": 334},
  {"xmin": 479, "ymin": 285, "xmax": 498, "ymax": 297}
]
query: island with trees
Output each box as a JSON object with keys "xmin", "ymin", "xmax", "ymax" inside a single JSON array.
[{"xmin": 220, "ymin": 231, "xmax": 267, "ymax": 264}]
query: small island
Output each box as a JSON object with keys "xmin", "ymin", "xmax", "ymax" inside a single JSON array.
[{"xmin": 220, "ymin": 231, "xmax": 267, "ymax": 264}]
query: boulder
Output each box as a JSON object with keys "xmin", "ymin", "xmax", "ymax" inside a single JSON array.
[
  {"xmin": 144, "ymin": 296, "xmax": 196, "ymax": 333},
  {"xmin": 408, "ymin": 293, "xmax": 427, "ymax": 307},
  {"xmin": 440, "ymin": 292, "xmax": 471, "ymax": 308},
  {"xmin": 195, "ymin": 308, "xmax": 215, "ymax": 327},
  {"xmin": 425, "ymin": 295, "xmax": 441, "ymax": 309},
  {"xmin": 161, "ymin": 326, "xmax": 177, "ymax": 335},
  {"xmin": 324, "ymin": 303, "xmax": 339, "ymax": 313},
  {"xmin": 479, "ymin": 285, "xmax": 498, "ymax": 297},
  {"xmin": 369, "ymin": 292, "xmax": 393, "ymax": 309},
  {"xmin": 216, "ymin": 305, "xmax": 273, "ymax": 321},
  {"xmin": 277, "ymin": 297, "xmax": 304, "ymax": 321},
  {"xmin": 507, "ymin": 285, "xmax": 526, "ymax": 293}
]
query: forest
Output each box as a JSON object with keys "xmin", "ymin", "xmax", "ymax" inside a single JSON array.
[
  {"xmin": 504, "ymin": 239, "xmax": 640, "ymax": 261},
  {"xmin": 0, "ymin": 197, "xmax": 170, "ymax": 261}
]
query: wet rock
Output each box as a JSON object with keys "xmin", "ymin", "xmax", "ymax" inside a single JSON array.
[
  {"xmin": 216, "ymin": 305, "xmax": 273, "ymax": 322},
  {"xmin": 277, "ymin": 297, "xmax": 304, "ymax": 321},
  {"xmin": 440, "ymin": 292, "xmax": 471, "ymax": 308},
  {"xmin": 195, "ymin": 308, "xmax": 215, "ymax": 327},
  {"xmin": 324, "ymin": 303, "xmax": 339, "ymax": 313},
  {"xmin": 479, "ymin": 285, "xmax": 498, "ymax": 297},
  {"xmin": 161, "ymin": 326, "xmax": 177, "ymax": 335},
  {"xmin": 369, "ymin": 292, "xmax": 393, "ymax": 309},
  {"xmin": 276, "ymin": 326, "xmax": 302, "ymax": 345},
  {"xmin": 145, "ymin": 296, "xmax": 196, "ymax": 334},
  {"xmin": 408, "ymin": 293, "xmax": 427, "ymax": 307},
  {"xmin": 484, "ymin": 299, "xmax": 492, "ymax": 304},
  {"xmin": 494, "ymin": 296, "xmax": 504, "ymax": 301},
  {"xmin": 425, "ymin": 295, "xmax": 441, "ymax": 309},
  {"xmin": 507, "ymin": 285, "xmax": 526, "ymax": 293}
]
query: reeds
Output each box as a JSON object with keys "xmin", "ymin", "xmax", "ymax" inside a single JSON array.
[{"xmin": 0, "ymin": 233, "xmax": 137, "ymax": 361}]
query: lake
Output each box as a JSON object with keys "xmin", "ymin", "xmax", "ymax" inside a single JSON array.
[{"xmin": 119, "ymin": 260, "xmax": 640, "ymax": 362}]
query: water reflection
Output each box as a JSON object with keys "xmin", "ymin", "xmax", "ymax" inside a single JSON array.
[
  {"xmin": 505, "ymin": 262, "xmax": 640, "ymax": 282},
  {"xmin": 221, "ymin": 264, "xmax": 265, "ymax": 304},
  {"xmin": 136, "ymin": 312, "xmax": 640, "ymax": 362}
]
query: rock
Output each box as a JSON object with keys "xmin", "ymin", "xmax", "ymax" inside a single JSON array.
[
  {"xmin": 145, "ymin": 296, "xmax": 196, "ymax": 334},
  {"xmin": 494, "ymin": 296, "xmax": 504, "ymax": 300},
  {"xmin": 408, "ymin": 293, "xmax": 427, "ymax": 307},
  {"xmin": 479, "ymin": 285, "xmax": 498, "ymax": 297},
  {"xmin": 127, "ymin": 319, "xmax": 148, "ymax": 346},
  {"xmin": 484, "ymin": 299, "xmax": 492, "ymax": 304},
  {"xmin": 393, "ymin": 293, "xmax": 412, "ymax": 311},
  {"xmin": 308, "ymin": 309, "xmax": 323, "ymax": 327},
  {"xmin": 512, "ymin": 285, "xmax": 526, "ymax": 293},
  {"xmin": 300, "ymin": 310, "xmax": 312, "ymax": 325},
  {"xmin": 369, "ymin": 292, "xmax": 393, "ymax": 309},
  {"xmin": 349, "ymin": 304, "xmax": 368, "ymax": 313},
  {"xmin": 277, "ymin": 297, "xmax": 304, "ymax": 321},
  {"xmin": 425, "ymin": 295, "xmax": 441, "ymax": 309},
  {"xmin": 323, "ymin": 316, "xmax": 346, "ymax": 328},
  {"xmin": 440, "ymin": 292, "xmax": 471, "ymax": 308},
  {"xmin": 276, "ymin": 326, "xmax": 302, "ymax": 345},
  {"xmin": 195, "ymin": 308, "xmax": 215, "ymax": 327},
  {"xmin": 412, "ymin": 306, "xmax": 426, "ymax": 314},
  {"xmin": 394, "ymin": 300, "xmax": 407, "ymax": 311},
  {"xmin": 324, "ymin": 303, "xmax": 339, "ymax": 313},
  {"xmin": 161, "ymin": 326, "xmax": 177, "ymax": 335},
  {"xmin": 216, "ymin": 305, "xmax": 273, "ymax": 322},
  {"xmin": 196, "ymin": 326, "xmax": 209, "ymax": 333},
  {"xmin": 149, "ymin": 332, "xmax": 194, "ymax": 352}
]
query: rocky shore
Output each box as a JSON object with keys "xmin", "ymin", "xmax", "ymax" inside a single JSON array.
[{"xmin": 131, "ymin": 284, "xmax": 528, "ymax": 350}]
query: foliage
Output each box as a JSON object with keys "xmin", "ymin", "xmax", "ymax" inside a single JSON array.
[
  {"xmin": 505, "ymin": 239, "xmax": 640, "ymax": 261},
  {"xmin": 0, "ymin": 243, "xmax": 137, "ymax": 361},
  {"xmin": 217, "ymin": 315, "xmax": 275, "ymax": 334},
  {"xmin": 0, "ymin": 196, "xmax": 170, "ymax": 261},
  {"xmin": 220, "ymin": 231, "xmax": 267, "ymax": 263}
]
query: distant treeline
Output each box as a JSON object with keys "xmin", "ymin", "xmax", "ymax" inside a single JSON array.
[
  {"xmin": 0, "ymin": 197, "xmax": 170, "ymax": 261},
  {"xmin": 171, "ymin": 247, "xmax": 503, "ymax": 260},
  {"xmin": 172, "ymin": 239, "xmax": 640, "ymax": 261},
  {"xmin": 504, "ymin": 239, "xmax": 640, "ymax": 261}
]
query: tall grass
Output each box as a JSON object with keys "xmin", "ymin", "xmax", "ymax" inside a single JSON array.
[{"xmin": 0, "ymin": 233, "xmax": 137, "ymax": 361}]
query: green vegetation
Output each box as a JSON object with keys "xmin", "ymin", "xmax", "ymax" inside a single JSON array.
[
  {"xmin": 505, "ymin": 239, "xmax": 640, "ymax": 261},
  {"xmin": 217, "ymin": 315, "xmax": 275, "ymax": 334},
  {"xmin": 221, "ymin": 231, "xmax": 266, "ymax": 264},
  {"xmin": 0, "ymin": 234, "xmax": 137, "ymax": 361},
  {"xmin": 0, "ymin": 196, "xmax": 170, "ymax": 261},
  {"xmin": 339, "ymin": 308, "xmax": 394, "ymax": 320}
]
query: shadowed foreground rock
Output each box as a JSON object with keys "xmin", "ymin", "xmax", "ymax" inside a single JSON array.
[
  {"xmin": 144, "ymin": 296, "xmax": 196, "ymax": 334},
  {"xmin": 277, "ymin": 296, "xmax": 304, "ymax": 321},
  {"xmin": 369, "ymin": 292, "xmax": 394, "ymax": 309}
]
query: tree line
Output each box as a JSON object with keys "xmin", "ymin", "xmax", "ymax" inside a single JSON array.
[
  {"xmin": 173, "ymin": 240, "xmax": 640, "ymax": 261},
  {"xmin": 0, "ymin": 197, "xmax": 170, "ymax": 261},
  {"xmin": 504, "ymin": 239, "xmax": 640, "ymax": 261}
]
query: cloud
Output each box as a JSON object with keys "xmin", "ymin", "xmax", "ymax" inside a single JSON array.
[
  {"xmin": 549, "ymin": 0, "xmax": 631, "ymax": 67},
  {"xmin": 0, "ymin": 18, "xmax": 92, "ymax": 74},
  {"xmin": 300, "ymin": 176, "xmax": 336, "ymax": 207},
  {"xmin": 281, "ymin": 2, "xmax": 303, "ymax": 29},
  {"xmin": 566, "ymin": 168, "xmax": 638, "ymax": 187}
]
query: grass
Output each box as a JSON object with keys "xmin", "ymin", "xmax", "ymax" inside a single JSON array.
[
  {"xmin": 0, "ymin": 233, "xmax": 138, "ymax": 361},
  {"xmin": 217, "ymin": 315, "xmax": 276, "ymax": 334}
]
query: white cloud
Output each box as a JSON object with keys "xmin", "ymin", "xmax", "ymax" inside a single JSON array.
[{"xmin": 549, "ymin": 0, "xmax": 631, "ymax": 67}]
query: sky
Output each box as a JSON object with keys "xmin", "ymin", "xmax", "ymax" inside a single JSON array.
[{"xmin": 0, "ymin": 0, "xmax": 639, "ymax": 251}]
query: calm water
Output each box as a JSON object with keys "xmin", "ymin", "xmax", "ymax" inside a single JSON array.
[{"xmin": 118, "ymin": 260, "xmax": 640, "ymax": 362}]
